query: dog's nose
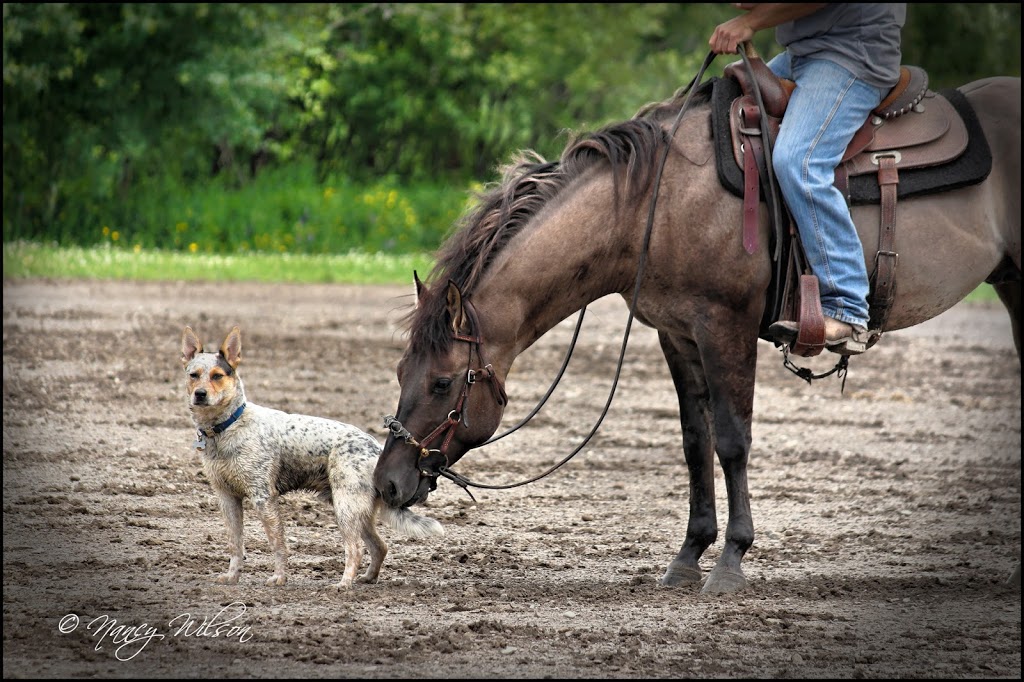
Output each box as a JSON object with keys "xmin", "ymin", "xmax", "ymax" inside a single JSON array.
[{"xmin": 193, "ymin": 388, "xmax": 208, "ymax": 404}]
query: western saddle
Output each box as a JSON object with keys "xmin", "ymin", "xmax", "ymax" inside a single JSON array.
[{"xmin": 723, "ymin": 53, "xmax": 972, "ymax": 357}]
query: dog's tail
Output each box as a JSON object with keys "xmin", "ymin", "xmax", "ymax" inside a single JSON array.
[{"xmin": 378, "ymin": 505, "xmax": 445, "ymax": 538}]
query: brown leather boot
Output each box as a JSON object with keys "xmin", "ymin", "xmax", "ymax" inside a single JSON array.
[
  {"xmin": 769, "ymin": 317, "xmax": 868, "ymax": 355},
  {"xmin": 768, "ymin": 319, "xmax": 800, "ymax": 345},
  {"xmin": 823, "ymin": 317, "xmax": 868, "ymax": 355}
]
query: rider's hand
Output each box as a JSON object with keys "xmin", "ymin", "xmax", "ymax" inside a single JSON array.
[{"xmin": 709, "ymin": 15, "xmax": 755, "ymax": 55}]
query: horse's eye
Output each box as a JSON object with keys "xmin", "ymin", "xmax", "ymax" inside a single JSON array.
[{"xmin": 432, "ymin": 377, "xmax": 453, "ymax": 395}]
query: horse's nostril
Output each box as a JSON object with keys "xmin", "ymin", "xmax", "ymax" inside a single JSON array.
[{"xmin": 387, "ymin": 480, "xmax": 399, "ymax": 505}]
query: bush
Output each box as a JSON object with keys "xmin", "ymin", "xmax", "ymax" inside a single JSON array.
[{"xmin": 83, "ymin": 162, "xmax": 472, "ymax": 255}]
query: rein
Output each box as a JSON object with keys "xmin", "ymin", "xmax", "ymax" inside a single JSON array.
[
  {"xmin": 481, "ymin": 306, "xmax": 587, "ymax": 446},
  {"xmin": 384, "ymin": 51, "xmax": 721, "ymax": 499},
  {"xmin": 386, "ymin": 44, "xmax": 848, "ymax": 499}
]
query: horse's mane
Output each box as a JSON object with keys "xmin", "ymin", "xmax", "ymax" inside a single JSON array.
[{"xmin": 405, "ymin": 81, "xmax": 714, "ymax": 355}]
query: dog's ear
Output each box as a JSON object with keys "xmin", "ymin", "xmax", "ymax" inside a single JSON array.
[
  {"xmin": 220, "ymin": 326, "xmax": 242, "ymax": 369},
  {"xmin": 182, "ymin": 326, "xmax": 203, "ymax": 366}
]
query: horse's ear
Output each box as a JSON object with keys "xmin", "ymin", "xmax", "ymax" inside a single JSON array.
[
  {"xmin": 413, "ymin": 270, "xmax": 426, "ymax": 307},
  {"xmin": 445, "ymin": 280, "xmax": 470, "ymax": 336}
]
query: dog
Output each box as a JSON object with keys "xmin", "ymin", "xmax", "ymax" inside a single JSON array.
[{"xmin": 181, "ymin": 325, "xmax": 443, "ymax": 588}]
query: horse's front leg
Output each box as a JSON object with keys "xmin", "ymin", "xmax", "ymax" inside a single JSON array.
[
  {"xmin": 657, "ymin": 332, "xmax": 720, "ymax": 587},
  {"xmin": 700, "ymin": 323, "xmax": 758, "ymax": 594}
]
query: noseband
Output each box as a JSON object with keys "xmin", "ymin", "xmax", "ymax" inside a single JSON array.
[{"xmin": 383, "ymin": 299, "xmax": 507, "ymax": 488}]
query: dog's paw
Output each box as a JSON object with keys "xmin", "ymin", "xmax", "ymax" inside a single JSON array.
[
  {"xmin": 215, "ymin": 573, "xmax": 240, "ymax": 585},
  {"xmin": 265, "ymin": 574, "xmax": 287, "ymax": 587}
]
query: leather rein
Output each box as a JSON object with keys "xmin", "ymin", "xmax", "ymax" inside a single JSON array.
[{"xmin": 383, "ymin": 51, "xmax": 724, "ymax": 499}]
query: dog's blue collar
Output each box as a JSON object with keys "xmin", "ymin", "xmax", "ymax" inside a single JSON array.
[
  {"xmin": 210, "ymin": 402, "xmax": 246, "ymax": 435},
  {"xmin": 194, "ymin": 403, "xmax": 246, "ymax": 452}
]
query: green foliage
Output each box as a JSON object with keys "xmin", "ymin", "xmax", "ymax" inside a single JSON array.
[
  {"xmin": 901, "ymin": 3, "xmax": 1021, "ymax": 89},
  {"xmin": 4, "ymin": 3, "xmax": 1021, "ymax": 254},
  {"xmin": 61, "ymin": 165, "xmax": 472, "ymax": 255},
  {"xmin": 293, "ymin": 3, "xmax": 754, "ymax": 183},
  {"xmin": 3, "ymin": 3, "xmax": 311, "ymax": 242}
]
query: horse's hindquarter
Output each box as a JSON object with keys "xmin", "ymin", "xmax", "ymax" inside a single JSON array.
[
  {"xmin": 965, "ymin": 77, "xmax": 1022, "ymax": 264},
  {"xmin": 852, "ymin": 76, "xmax": 1021, "ymax": 332}
]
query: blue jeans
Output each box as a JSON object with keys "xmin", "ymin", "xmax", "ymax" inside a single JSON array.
[{"xmin": 767, "ymin": 52, "xmax": 884, "ymax": 328}]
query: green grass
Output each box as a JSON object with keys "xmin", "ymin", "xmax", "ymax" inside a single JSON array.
[
  {"xmin": 2, "ymin": 241, "xmax": 434, "ymax": 285},
  {"xmin": 1, "ymin": 240, "xmax": 1003, "ymax": 302}
]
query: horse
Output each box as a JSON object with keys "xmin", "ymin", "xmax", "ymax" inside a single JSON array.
[{"xmin": 372, "ymin": 71, "xmax": 1021, "ymax": 594}]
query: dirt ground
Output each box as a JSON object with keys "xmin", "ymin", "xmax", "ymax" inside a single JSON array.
[{"xmin": 2, "ymin": 278, "xmax": 1020, "ymax": 679}]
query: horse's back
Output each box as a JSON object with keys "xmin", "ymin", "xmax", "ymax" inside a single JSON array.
[
  {"xmin": 961, "ymin": 75, "xmax": 1020, "ymax": 178},
  {"xmin": 958, "ymin": 75, "xmax": 1021, "ymax": 108}
]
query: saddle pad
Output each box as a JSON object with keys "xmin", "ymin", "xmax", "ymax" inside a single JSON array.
[{"xmin": 710, "ymin": 76, "xmax": 993, "ymax": 206}]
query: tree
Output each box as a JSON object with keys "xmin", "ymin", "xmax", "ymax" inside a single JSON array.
[{"xmin": 3, "ymin": 3, "xmax": 310, "ymax": 241}]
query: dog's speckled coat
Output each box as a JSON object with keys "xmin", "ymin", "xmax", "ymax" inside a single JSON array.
[{"xmin": 181, "ymin": 325, "xmax": 443, "ymax": 588}]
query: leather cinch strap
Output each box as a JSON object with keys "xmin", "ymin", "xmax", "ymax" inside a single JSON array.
[{"xmin": 869, "ymin": 153, "xmax": 899, "ymax": 331}]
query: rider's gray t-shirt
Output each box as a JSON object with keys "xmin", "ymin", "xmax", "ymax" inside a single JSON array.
[{"xmin": 775, "ymin": 3, "xmax": 906, "ymax": 90}]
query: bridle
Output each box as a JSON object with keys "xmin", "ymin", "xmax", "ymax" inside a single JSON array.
[
  {"xmin": 382, "ymin": 51, "xmax": 722, "ymax": 500},
  {"xmin": 382, "ymin": 298, "xmax": 507, "ymax": 492},
  {"xmin": 381, "ymin": 46, "xmax": 846, "ymax": 499}
]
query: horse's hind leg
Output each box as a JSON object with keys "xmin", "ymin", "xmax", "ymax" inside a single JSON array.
[
  {"xmin": 992, "ymin": 275, "xmax": 1021, "ymax": 589},
  {"xmin": 657, "ymin": 332, "xmax": 718, "ymax": 588},
  {"xmin": 992, "ymin": 279, "xmax": 1021, "ymax": 362}
]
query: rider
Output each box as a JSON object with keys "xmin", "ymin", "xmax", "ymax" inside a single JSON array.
[{"xmin": 710, "ymin": 3, "xmax": 907, "ymax": 354}]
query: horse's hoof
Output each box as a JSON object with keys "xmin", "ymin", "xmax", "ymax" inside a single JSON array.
[
  {"xmin": 700, "ymin": 566, "xmax": 747, "ymax": 594},
  {"xmin": 658, "ymin": 560, "xmax": 702, "ymax": 587}
]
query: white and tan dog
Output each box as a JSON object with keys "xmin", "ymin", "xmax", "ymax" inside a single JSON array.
[{"xmin": 181, "ymin": 325, "xmax": 443, "ymax": 588}]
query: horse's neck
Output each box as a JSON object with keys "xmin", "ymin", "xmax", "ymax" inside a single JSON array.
[{"xmin": 474, "ymin": 175, "xmax": 635, "ymax": 364}]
